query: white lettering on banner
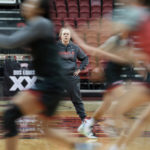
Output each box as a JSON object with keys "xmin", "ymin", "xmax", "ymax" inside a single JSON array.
[
  {"xmin": 9, "ymin": 76, "xmax": 37, "ymax": 91},
  {"xmin": 13, "ymin": 70, "xmax": 35, "ymax": 76},
  {"xmin": 13, "ymin": 70, "xmax": 22, "ymax": 76},
  {"xmin": 22, "ymin": 70, "xmax": 35, "ymax": 75}
]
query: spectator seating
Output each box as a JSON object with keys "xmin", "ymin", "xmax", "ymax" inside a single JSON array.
[
  {"xmin": 76, "ymin": 18, "xmax": 88, "ymax": 28},
  {"xmin": 80, "ymin": 10, "xmax": 90, "ymax": 18},
  {"xmin": 67, "ymin": 0, "xmax": 78, "ymax": 12},
  {"xmin": 52, "ymin": 18, "xmax": 63, "ymax": 33},
  {"xmin": 102, "ymin": 0, "xmax": 113, "ymax": 15},
  {"xmin": 88, "ymin": 18, "xmax": 100, "ymax": 29},
  {"xmin": 55, "ymin": 0, "xmax": 68, "ymax": 18},
  {"xmin": 79, "ymin": 0, "xmax": 90, "ymax": 18},
  {"xmin": 64, "ymin": 18, "xmax": 75, "ymax": 27},
  {"xmin": 75, "ymin": 28, "xmax": 85, "ymax": 40},
  {"xmin": 69, "ymin": 10, "xmax": 79, "ymax": 18},
  {"xmin": 91, "ymin": 0, "xmax": 101, "ymax": 18},
  {"xmin": 50, "ymin": 10, "xmax": 57, "ymax": 19}
]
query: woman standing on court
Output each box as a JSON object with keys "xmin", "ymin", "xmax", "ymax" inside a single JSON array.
[{"xmin": 57, "ymin": 28, "xmax": 94, "ymax": 137}]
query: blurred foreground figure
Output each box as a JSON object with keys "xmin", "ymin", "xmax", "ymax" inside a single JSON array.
[
  {"xmin": 0, "ymin": 0, "xmax": 101, "ymax": 150},
  {"xmin": 68, "ymin": 0, "xmax": 150, "ymax": 149},
  {"xmin": 76, "ymin": 30, "xmax": 145, "ymax": 139},
  {"xmin": 108, "ymin": 0, "xmax": 150, "ymax": 150}
]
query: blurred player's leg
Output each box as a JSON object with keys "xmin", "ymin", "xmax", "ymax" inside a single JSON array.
[
  {"xmin": 78, "ymin": 84, "xmax": 127, "ymax": 138},
  {"xmin": 109, "ymin": 101, "xmax": 150, "ymax": 150},
  {"xmin": 3, "ymin": 91, "xmax": 102, "ymax": 150},
  {"xmin": 112, "ymin": 85, "xmax": 150, "ymax": 126}
]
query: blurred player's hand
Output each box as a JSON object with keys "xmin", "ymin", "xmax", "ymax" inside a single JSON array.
[
  {"xmin": 74, "ymin": 69, "xmax": 81, "ymax": 76},
  {"xmin": 90, "ymin": 67, "xmax": 105, "ymax": 82}
]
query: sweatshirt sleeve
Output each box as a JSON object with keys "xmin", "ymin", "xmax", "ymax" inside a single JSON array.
[
  {"xmin": 77, "ymin": 46, "xmax": 89, "ymax": 70},
  {"xmin": 0, "ymin": 18, "xmax": 52, "ymax": 49}
]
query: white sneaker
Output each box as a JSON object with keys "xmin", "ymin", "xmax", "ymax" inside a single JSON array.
[
  {"xmin": 74, "ymin": 142, "xmax": 102, "ymax": 150},
  {"xmin": 77, "ymin": 119, "xmax": 97, "ymax": 139},
  {"xmin": 77, "ymin": 121, "xmax": 85, "ymax": 133}
]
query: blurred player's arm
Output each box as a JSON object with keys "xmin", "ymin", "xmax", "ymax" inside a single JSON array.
[
  {"xmin": 0, "ymin": 20, "xmax": 52, "ymax": 49},
  {"xmin": 69, "ymin": 27, "xmax": 128, "ymax": 64},
  {"xmin": 111, "ymin": 47, "xmax": 135, "ymax": 62}
]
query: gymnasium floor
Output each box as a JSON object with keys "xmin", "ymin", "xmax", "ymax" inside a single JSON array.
[{"xmin": 0, "ymin": 101, "xmax": 150, "ymax": 150}]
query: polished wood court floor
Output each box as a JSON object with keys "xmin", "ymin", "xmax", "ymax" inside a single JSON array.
[
  {"xmin": 1, "ymin": 138, "xmax": 150, "ymax": 150},
  {"xmin": 0, "ymin": 110, "xmax": 150, "ymax": 150},
  {"xmin": 1, "ymin": 101, "xmax": 150, "ymax": 150}
]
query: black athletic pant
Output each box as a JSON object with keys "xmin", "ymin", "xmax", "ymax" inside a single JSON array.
[{"xmin": 65, "ymin": 75, "xmax": 86, "ymax": 121}]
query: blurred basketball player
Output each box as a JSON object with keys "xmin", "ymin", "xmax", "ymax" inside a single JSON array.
[
  {"xmin": 67, "ymin": 0, "xmax": 150, "ymax": 141},
  {"xmin": 0, "ymin": 0, "xmax": 101, "ymax": 150}
]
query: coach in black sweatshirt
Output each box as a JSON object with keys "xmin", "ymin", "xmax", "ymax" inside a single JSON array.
[{"xmin": 57, "ymin": 28, "xmax": 88, "ymax": 122}]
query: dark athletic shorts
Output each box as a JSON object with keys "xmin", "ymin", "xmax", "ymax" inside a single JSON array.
[{"xmin": 27, "ymin": 77, "xmax": 64, "ymax": 116}]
